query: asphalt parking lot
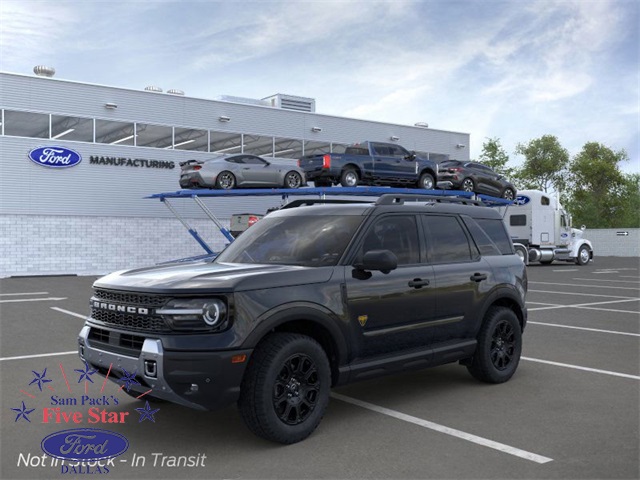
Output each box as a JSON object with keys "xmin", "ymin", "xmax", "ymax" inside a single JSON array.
[{"xmin": 1, "ymin": 256, "xmax": 638, "ymax": 480}]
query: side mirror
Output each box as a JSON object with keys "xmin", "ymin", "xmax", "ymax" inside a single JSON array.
[
  {"xmin": 404, "ymin": 151, "xmax": 417, "ymax": 161},
  {"xmin": 354, "ymin": 249, "xmax": 398, "ymax": 274}
]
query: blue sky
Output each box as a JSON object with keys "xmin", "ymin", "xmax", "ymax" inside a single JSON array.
[{"xmin": 1, "ymin": 0, "xmax": 638, "ymax": 173}]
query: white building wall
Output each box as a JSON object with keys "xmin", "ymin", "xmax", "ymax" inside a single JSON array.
[
  {"xmin": 585, "ymin": 229, "xmax": 640, "ymax": 258},
  {"xmin": 1, "ymin": 215, "xmax": 231, "ymax": 277}
]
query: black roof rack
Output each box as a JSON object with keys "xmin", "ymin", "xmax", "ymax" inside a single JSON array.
[{"xmin": 375, "ymin": 194, "xmax": 484, "ymax": 206}]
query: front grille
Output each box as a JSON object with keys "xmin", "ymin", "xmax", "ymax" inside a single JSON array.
[
  {"xmin": 94, "ymin": 289, "xmax": 167, "ymax": 307},
  {"xmin": 90, "ymin": 289, "xmax": 170, "ymax": 333}
]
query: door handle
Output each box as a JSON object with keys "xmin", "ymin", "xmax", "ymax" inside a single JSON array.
[
  {"xmin": 408, "ymin": 278, "xmax": 430, "ymax": 288},
  {"xmin": 470, "ymin": 273, "xmax": 487, "ymax": 282}
]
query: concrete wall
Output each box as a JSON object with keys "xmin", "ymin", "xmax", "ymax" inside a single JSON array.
[{"xmin": 585, "ymin": 228, "xmax": 640, "ymax": 258}]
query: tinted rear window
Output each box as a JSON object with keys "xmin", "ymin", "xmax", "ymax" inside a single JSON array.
[
  {"xmin": 468, "ymin": 217, "xmax": 514, "ymax": 255},
  {"xmin": 422, "ymin": 215, "xmax": 472, "ymax": 263}
]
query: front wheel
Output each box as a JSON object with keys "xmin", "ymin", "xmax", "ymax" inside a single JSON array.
[
  {"xmin": 216, "ymin": 171, "xmax": 236, "ymax": 189},
  {"xmin": 417, "ymin": 172, "xmax": 435, "ymax": 190},
  {"xmin": 239, "ymin": 333, "xmax": 331, "ymax": 444},
  {"xmin": 575, "ymin": 245, "xmax": 590, "ymax": 265},
  {"xmin": 461, "ymin": 178, "xmax": 475, "ymax": 192},
  {"xmin": 283, "ymin": 171, "xmax": 303, "ymax": 189},
  {"xmin": 340, "ymin": 169, "xmax": 359, "ymax": 187},
  {"xmin": 467, "ymin": 307, "xmax": 522, "ymax": 384}
]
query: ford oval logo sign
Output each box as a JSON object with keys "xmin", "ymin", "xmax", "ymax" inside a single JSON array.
[
  {"xmin": 514, "ymin": 195, "xmax": 530, "ymax": 206},
  {"xmin": 41, "ymin": 428, "xmax": 128, "ymax": 461},
  {"xmin": 28, "ymin": 146, "xmax": 82, "ymax": 168}
]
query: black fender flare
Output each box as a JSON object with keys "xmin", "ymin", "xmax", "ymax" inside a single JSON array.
[
  {"xmin": 475, "ymin": 287, "xmax": 527, "ymax": 333},
  {"xmin": 241, "ymin": 302, "xmax": 349, "ymax": 366}
]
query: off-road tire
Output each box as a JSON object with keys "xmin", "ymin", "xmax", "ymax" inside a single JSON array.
[
  {"xmin": 238, "ymin": 333, "xmax": 330, "ymax": 444},
  {"xmin": 467, "ymin": 307, "xmax": 522, "ymax": 384}
]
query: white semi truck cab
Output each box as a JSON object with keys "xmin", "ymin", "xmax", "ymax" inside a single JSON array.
[{"xmin": 499, "ymin": 190, "xmax": 593, "ymax": 265}]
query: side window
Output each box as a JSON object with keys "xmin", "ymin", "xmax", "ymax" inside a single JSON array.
[
  {"xmin": 359, "ymin": 216, "xmax": 420, "ymax": 265},
  {"xmin": 510, "ymin": 214, "xmax": 526, "ymax": 226},
  {"xmin": 243, "ymin": 156, "xmax": 267, "ymax": 165},
  {"xmin": 541, "ymin": 196, "xmax": 550, "ymax": 206},
  {"xmin": 423, "ymin": 215, "xmax": 472, "ymax": 263},
  {"xmin": 469, "ymin": 218, "xmax": 514, "ymax": 255}
]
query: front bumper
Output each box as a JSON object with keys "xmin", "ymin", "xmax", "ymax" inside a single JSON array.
[{"xmin": 78, "ymin": 326, "xmax": 251, "ymax": 411}]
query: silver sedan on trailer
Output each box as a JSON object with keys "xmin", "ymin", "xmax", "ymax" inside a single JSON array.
[{"xmin": 179, "ymin": 154, "xmax": 307, "ymax": 190}]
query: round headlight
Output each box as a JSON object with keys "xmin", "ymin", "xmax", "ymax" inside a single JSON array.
[{"xmin": 203, "ymin": 300, "xmax": 227, "ymax": 326}]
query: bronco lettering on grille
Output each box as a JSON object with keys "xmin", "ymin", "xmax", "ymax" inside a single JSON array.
[{"xmin": 92, "ymin": 301, "xmax": 149, "ymax": 315}]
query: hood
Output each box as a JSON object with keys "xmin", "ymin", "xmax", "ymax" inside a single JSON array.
[{"xmin": 94, "ymin": 260, "xmax": 333, "ymax": 294}]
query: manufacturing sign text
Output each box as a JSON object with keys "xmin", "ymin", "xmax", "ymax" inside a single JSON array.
[
  {"xmin": 90, "ymin": 156, "xmax": 175, "ymax": 169},
  {"xmin": 28, "ymin": 147, "xmax": 82, "ymax": 168}
]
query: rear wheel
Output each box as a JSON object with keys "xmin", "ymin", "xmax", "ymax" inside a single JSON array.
[
  {"xmin": 216, "ymin": 171, "xmax": 236, "ymax": 189},
  {"xmin": 284, "ymin": 171, "xmax": 303, "ymax": 189},
  {"xmin": 467, "ymin": 307, "xmax": 521, "ymax": 384},
  {"xmin": 340, "ymin": 169, "xmax": 359, "ymax": 187},
  {"xmin": 461, "ymin": 178, "xmax": 475, "ymax": 192},
  {"xmin": 239, "ymin": 333, "xmax": 330, "ymax": 444}
]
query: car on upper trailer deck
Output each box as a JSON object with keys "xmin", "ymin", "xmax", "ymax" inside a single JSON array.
[{"xmin": 179, "ymin": 154, "xmax": 307, "ymax": 190}]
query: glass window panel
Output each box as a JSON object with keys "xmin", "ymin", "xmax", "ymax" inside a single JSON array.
[
  {"xmin": 273, "ymin": 137, "xmax": 303, "ymax": 159},
  {"xmin": 244, "ymin": 134, "xmax": 274, "ymax": 156},
  {"xmin": 51, "ymin": 115, "xmax": 93, "ymax": 142},
  {"xmin": 4, "ymin": 110, "xmax": 49, "ymax": 138},
  {"xmin": 210, "ymin": 131, "xmax": 243, "ymax": 154},
  {"xmin": 173, "ymin": 127, "xmax": 208, "ymax": 151},
  {"xmin": 331, "ymin": 143, "xmax": 349, "ymax": 154},
  {"xmin": 136, "ymin": 123, "xmax": 173, "ymax": 149},
  {"xmin": 303, "ymin": 140, "xmax": 330, "ymax": 156},
  {"xmin": 423, "ymin": 215, "xmax": 472, "ymax": 263},
  {"xmin": 95, "ymin": 119, "xmax": 135, "ymax": 145}
]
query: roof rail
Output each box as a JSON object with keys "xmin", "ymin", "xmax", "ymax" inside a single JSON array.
[{"xmin": 375, "ymin": 194, "xmax": 484, "ymax": 206}]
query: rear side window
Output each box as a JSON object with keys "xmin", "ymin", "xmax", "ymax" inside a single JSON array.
[
  {"xmin": 422, "ymin": 215, "xmax": 472, "ymax": 263},
  {"xmin": 474, "ymin": 218, "xmax": 514, "ymax": 255},
  {"xmin": 510, "ymin": 215, "xmax": 526, "ymax": 226}
]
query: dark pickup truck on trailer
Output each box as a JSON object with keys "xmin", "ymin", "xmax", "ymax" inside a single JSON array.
[
  {"xmin": 298, "ymin": 141, "xmax": 443, "ymax": 189},
  {"xmin": 77, "ymin": 191, "xmax": 527, "ymax": 445}
]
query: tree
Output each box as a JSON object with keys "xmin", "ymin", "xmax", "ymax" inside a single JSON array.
[
  {"xmin": 564, "ymin": 142, "xmax": 636, "ymax": 228},
  {"xmin": 514, "ymin": 135, "xmax": 569, "ymax": 193},
  {"xmin": 478, "ymin": 137, "xmax": 516, "ymax": 178}
]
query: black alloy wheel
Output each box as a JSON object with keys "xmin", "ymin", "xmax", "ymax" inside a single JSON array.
[
  {"xmin": 273, "ymin": 353, "xmax": 319, "ymax": 425},
  {"xmin": 239, "ymin": 333, "xmax": 330, "ymax": 444},
  {"xmin": 466, "ymin": 306, "xmax": 522, "ymax": 383}
]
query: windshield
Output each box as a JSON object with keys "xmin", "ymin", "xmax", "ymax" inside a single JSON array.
[{"xmin": 215, "ymin": 214, "xmax": 364, "ymax": 267}]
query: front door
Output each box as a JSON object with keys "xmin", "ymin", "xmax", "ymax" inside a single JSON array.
[{"xmin": 344, "ymin": 214, "xmax": 436, "ymax": 358}]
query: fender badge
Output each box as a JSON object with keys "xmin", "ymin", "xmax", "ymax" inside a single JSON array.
[{"xmin": 358, "ymin": 315, "xmax": 368, "ymax": 327}]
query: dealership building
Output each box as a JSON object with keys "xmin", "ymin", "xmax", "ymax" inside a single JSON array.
[{"xmin": 0, "ymin": 69, "xmax": 471, "ymax": 277}]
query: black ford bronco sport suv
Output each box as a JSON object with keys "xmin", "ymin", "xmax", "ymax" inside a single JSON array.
[{"xmin": 78, "ymin": 194, "xmax": 527, "ymax": 444}]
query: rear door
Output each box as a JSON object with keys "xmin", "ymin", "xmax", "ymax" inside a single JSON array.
[{"xmin": 421, "ymin": 214, "xmax": 493, "ymax": 342}]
